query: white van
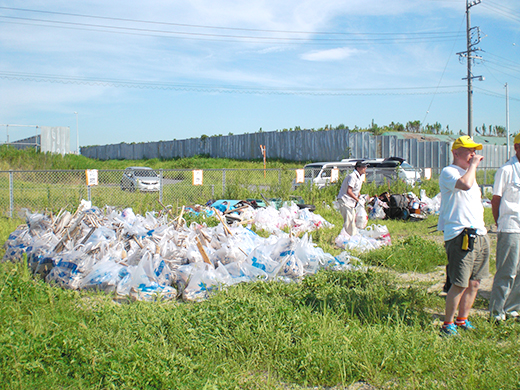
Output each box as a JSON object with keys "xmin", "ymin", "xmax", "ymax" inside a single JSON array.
[{"xmin": 297, "ymin": 157, "xmax": 421, "ymax": 189}]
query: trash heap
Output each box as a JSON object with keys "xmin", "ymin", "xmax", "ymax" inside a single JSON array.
[
  {"xmin": 335, "ymin": 224, "xmax": 392, "ymax": 252},
  {"xmin": 3, "ymin": 200, "xmax": 358, "ymax": 302},
  {"xmin": 186, "ymin": 200, "xmax": 333, "ymax": 235}
]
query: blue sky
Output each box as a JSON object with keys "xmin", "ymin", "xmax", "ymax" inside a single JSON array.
[{"xmin": 1, "ymin": 0, "xmax": 519, "ymax": 152}]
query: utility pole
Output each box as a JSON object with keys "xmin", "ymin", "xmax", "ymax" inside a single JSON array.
[
  {"xmin": 457, "ymin": 0, "xmax": 482, "ymax": 138},
  {"xmin": 506, "ymin": 83, "xmax": 510, "ymax": 159}
]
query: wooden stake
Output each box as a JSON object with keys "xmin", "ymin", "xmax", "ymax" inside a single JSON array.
[
  {"xmin": 195, "ymin": 236, "xmax": 212, "ymax": 265},
  {"xmin": 212, "ymin": 207, "xmax": 232, "ymax": 236}
]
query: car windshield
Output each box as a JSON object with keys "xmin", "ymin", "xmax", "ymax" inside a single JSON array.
[
  {"xmin": 304, "ymin": 165, "xmax": 324, "ymax": 179},
  {"xmin": 134, "ymin": 169, "xmax": 158, "ymax": 177},
  {"xmin": 400, "ymin": 162, "xmax": 414, "ymax": 171}
]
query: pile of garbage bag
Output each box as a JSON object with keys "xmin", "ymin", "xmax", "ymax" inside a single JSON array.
[
  {"xmin": 2, "ymin": 200, "xmax": 358, "ymax": 302},
  {"xmin": 335, "ymin": 224, "xmax": 392, "ymax": 252},
  {"xmin": 186, "ymin": 200, "xmax": 332, "ymax": 235}
]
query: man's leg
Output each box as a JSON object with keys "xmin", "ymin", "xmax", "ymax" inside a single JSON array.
[
  {"xmin": 444, "ymin": 284, "xmax": 466, "ymax": 323},
  {"xmin": 338, "ymin": 201, "xmax": 350, "ymax": 236},
  {"xmin": 500, "ymin": 233, "xmax": 520, "ymax": 314},
  {"xmin": 490, "ymin": 233, "xmax": 519, "ymax": 317},
  {"xmin": 345, "ymin": 206, "xmax": 357, "ymax": 236},
  {"xmin": 457, "ymin": 279, "xmax": 481, "ymax": 319}
]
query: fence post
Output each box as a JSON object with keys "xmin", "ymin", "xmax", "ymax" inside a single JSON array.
[
  {"xmin": 9, "ymin": 170, "xmax": 13, "ymax": 218},
  {"xmin": 159, "ymin": 169, "xmax": 163, "ymax": 204},
  {"xmin": 222, "ymin": 169, "xmax": 226, "ymax": 195},
  {"xmin": 88, "ymin": 186, "xmax": 91, "ymax": 202},
  {"xmin": 278, "ymin": 169, "xmax": 281, "ymax": 185}
]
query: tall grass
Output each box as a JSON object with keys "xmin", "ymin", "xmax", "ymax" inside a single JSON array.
[
  {"xmin": 0, "ymin": 145, "xmax": 303, "ymax": 171},
  {"xmin": 1, "ymin": 258, "xmax": 519, "ymax": 389}
]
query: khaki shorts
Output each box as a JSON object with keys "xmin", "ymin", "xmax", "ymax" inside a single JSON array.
[{"xmin": 444, "ymin": 233, "xmax": 490, "ymax": 288}]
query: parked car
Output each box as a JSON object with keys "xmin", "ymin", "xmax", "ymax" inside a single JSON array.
[
  {"xmin": 365, "ymin": 157, "xmax": 422, "ymax": 186},
  {"xmin": 295, "ymin": 157, "xmax": 421, "ymax": 189},
  {"xmin": 120, "ymin": 167, "xmax": 160, "ymax": 192}
]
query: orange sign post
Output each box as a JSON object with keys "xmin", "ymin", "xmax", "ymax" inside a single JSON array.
[{"xmin": 260, "ymin": 145, "xmax": 266, "ymax": 178}]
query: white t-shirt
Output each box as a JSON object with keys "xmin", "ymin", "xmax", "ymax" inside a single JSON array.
[
  {"xmin": 337, "ymin": 170, "xmax": 363, "ymax": 208},
  {"xmin": 438, "ymin": 164, "xmax": 486, "ymax": 241},
  {"xmin": 493, "ymin": 155, "xmax": 520, "ymax": 232}
]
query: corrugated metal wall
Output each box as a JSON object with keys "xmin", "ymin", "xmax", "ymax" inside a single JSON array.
[{"xmin": 81, "ymin": 129, "xmax": 510, "ymax": 168}]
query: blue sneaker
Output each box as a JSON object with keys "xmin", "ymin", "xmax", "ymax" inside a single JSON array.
[
  {"xmin": 457, "ymin": 319, "xmax": 476, "ymax": 331},
  {"xmin": 440, "ymin": 323, "xmax": 458, "ymax": 336}
]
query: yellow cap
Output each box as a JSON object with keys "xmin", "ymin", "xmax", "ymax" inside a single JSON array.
[
  {"xmin": 514, "ymin": 133, "xmax": 520, "ymax": 144},
  {"xmin": 451, "ymin": 135, "xmax": 483, "ymax": 151}
]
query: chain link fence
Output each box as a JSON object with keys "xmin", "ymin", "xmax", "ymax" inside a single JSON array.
[
  {"xmin": 0, "ymin": 168, "xmax": 297, "ymax": 218},
  {"xmin": 0, "ymin": 166, "xmax": 501, "ymax": 219}
]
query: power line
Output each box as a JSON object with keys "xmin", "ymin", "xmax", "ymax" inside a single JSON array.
[
  {"xmin": 474, "ymin": 86, "xmax": 520, "ymax": 101},
  {"xmin": 484, "ymin": 58, "xmax": 520, "ymax": 74},
  {"xmin": 482, "ymin": 51, "xmax": 520, "ymax": 72},
  {"xmin": 423, "ymin": 13, "xmax": 467, "ymax": 125},
  {"xmin": 0, "ymin": 15, "xmax": 464, "ymax": 45},
  {"xmin": 0, "ymin": 6, "xmax": 465, "ymax": 37},
  {"xmin": 0, "ymin": 71, "xmax": 467, "ymax": 96},
  {"xmin": 481, "ymin": 1, "xmax": 520, "ymax": 24},
  {"xmin": 482, "ymin": 62, "xmax": 520, "ymax": 82}
]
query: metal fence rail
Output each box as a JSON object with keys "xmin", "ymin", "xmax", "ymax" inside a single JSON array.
[{"xmin": 0, "ymin": 166, "xmax": 501, "ymax": 218}]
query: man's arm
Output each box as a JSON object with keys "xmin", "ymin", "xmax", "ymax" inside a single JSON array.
[
  {"xmin": 455, "ymin": 155, "xmax": 484, "ymax": 190},
  {"xmin": 346, "ymin": 186, "xmax": 358, "ymax": 203},
  {"xmin": 491, "ymin": 195, "xmax": 501, "ymax": 226}
]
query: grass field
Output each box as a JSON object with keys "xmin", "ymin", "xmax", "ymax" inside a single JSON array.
[{"xmin": 0, "ymin": 149, "xmax": 517, "ymax": 389}]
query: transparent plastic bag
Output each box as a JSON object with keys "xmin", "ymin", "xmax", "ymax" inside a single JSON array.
[
  {"xmin": 140, "ymin": 252, "xmax": 173, "ymax": 286},
  {"xmin": 79, "ymin": 260, "xmax": 125, "ymax": 292},
  {"xmin": 355, "ymin": 204, "xmax": 368, "ymax": 229},
  {"xmin": 247, "ymin": 247, "xmax": 281, "ymax": 279}
]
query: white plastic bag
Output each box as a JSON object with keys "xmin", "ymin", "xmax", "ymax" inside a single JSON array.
[
  {"xmin": 369, "ymin": 198, "xmax": 387, "ymax": 220},
  {"xmin": 247, "ymin": 247, "xmax": 281, "ymax": 279},
  {"xmin": 355, "ymin": 204, "xmax": 368, "ymax": 229}
]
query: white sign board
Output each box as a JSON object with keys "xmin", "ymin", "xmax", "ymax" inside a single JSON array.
[
  {"xmin": 295, "ymin": 169, "xmax": 305, "ymax": 184},
  {"xmin": 331, "ymin": 168, "xmax": 339, "ymax": 183},
  {"xmin": 192, "ymin": 170, "xmax": 203, "ymax": 186},
  {"xmin": 86, "ymin": 169, "xmax": 98, "ymax": 186},
  {"xmin": 424, "ymin": 168, "xmax": 432, "ymax": 180}
]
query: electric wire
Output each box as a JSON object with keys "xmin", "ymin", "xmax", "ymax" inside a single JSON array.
[
  {"xmin": 0, "ymin": 6, "xmax": 465, "ymax": 37},
  {"xmin": 483, "ymin": 57, "xmax": 520, "ymax": 74},
  {"xmin": 0, "ymin": 71, "xmax": 467, "ymax": 96},
  {"xmin": 481, "ymin": 1, "xmax": 520, "ymax": 24},
  {"xmin": 482, "ymin": 62, "xmax": 520, "ymax": 82},
  {"xmin": 474, "ymin": 85, "xmax": 520, "ymax": 102},
  {"xmin": 0, "ymin": 15, "xmax": 463, "ymax": 45},
  {"xmin": 422, "ymin": 13, "xmax": 467, "ymax": 125},
  {"xmin": 482, "ymin": 52, "xmax": 520, "ymax": 73}
]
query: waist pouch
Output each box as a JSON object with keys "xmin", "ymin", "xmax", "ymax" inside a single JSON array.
[{"xmin": 461, "ymin": 228, "xmax": 477, "ymax": 251}]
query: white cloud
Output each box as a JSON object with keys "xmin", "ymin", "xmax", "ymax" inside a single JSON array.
[{"xmin": 301, "ymin": 47, "xmax": 360, "ymax": 61}]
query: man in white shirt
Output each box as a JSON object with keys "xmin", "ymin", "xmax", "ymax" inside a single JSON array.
[
  {"xmin": 489, "ymin": 133, "xmax": 520, "ymax": 321},
  {"xmin": 337, "ymin": 161, "xmax": 367, "ymax": 236},
  {"xmin": 438, "ymin": 136, "xmax": 489, "ymax": 336}
]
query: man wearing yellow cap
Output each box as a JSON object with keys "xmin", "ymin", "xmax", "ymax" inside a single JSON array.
[
  {"xmin": 438, "ymin": 135, "xmax": 489, "ymax": 336},
  {"xmin": 489, "ymin": 133, "xmax": 520, "ymax": 321}
]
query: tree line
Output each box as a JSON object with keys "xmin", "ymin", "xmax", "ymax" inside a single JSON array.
[
  {"xmin": 197, "ymin": 120, "xmax": 509, "ymax": 141},
  {"xmin": 270, "ymin": 120, "xmax": 508, "ymax": 137}
]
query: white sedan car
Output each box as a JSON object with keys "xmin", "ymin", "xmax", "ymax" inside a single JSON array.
[{"xmin": 120, "ymin": 167, "xmax": 160, "ymax": 192}]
